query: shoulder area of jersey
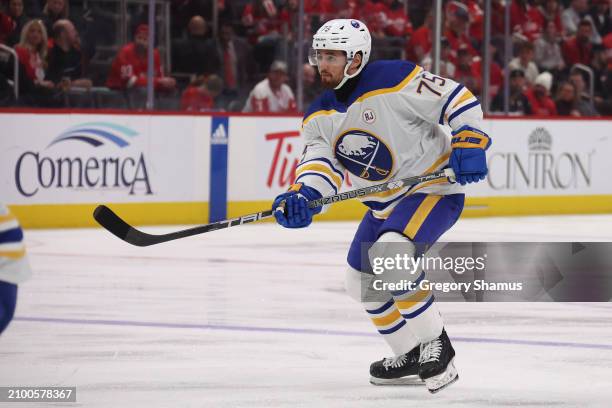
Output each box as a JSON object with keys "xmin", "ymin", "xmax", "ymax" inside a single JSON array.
[
  {"xmin": 302, "ymin": 59, "xmax": 421, "ymax": 124},
  {"xmin": 360, "ymin": 60, "xmax": 420, "ymax": 85}
]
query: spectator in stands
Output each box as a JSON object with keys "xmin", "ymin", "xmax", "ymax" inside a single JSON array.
[
  {"xmin": 555, "ymin": 81, "xmax": 581, "ymax": 116},
  {"xmin": 466, "ymin": 0, "xmax": 484, "ymax": 46},
  {"xmin": 444, "ymin": 2, "xmax": 478, "ymax": 58},
  {"xmin": 46, "ymin": 19, "xmax": 91, "ymax": 89},
  {"xmin": 302, "ymin": 62, "xmax": 320, "ymax": 108},
  {"xmin": 39, "ymin": 0, "xmax": 93, "ymax": 60},
  {"xmin": 0, "ymin": 4, "xmax": 15, "ymax": 45},
  {"xmin": 454, "ymin": 44, "xmax": 480, "ymax": 95},
  {"xmin": 534, "ymin": 20, "xmax": 565, "ymax": 75},
  {"xmin": 489, "ymin": 0, "xmax": 507, "ymax": 39},
  {"xmin": 525, "ymin": 71, "xmax": 557, "ymax": 115},
  {"xmin": 243, "ymin": 60, "xmax": 295, "ymax": 113},
  {"xmin": 5, "ymin": 0, "xmax": 29, "ymax": 46},
  {"xmin": 346, "ymin": 0, "xmax": 387, "ymax": 39},
  {"xmin": 588, "ymin": 0, "xmax": 610, "ymax": 45},
  {"xmin": 511, "ymin": 0, "xmax": 542, "ymax": 42},
  {"xmin": 187, "ymin": 14, "xmax": 210, "ymax": 40},
  {"xmin": 530, "ymin": 0, "xmax": 563, "ymax": 35},
  {"xmin": 181, "ymin": 74, "xmax": 223, "ymax": 112},
  {"xmin": 405, "ymin": 9, "xmax": 432, "ymax": 63},
  {"xmin": 172, "ymin": 15, "xmax": 214, "ymax": 74},
  {"xmin": 170, "ymin": 0, "xmax": 235, "ymax": 40},
  {"xmin": 15, "ymin": 19, "xmax": 53, "ymax": 88},
  {"xmin": 569, "ymin": 70, "xmax": 598, "ymax": 116},
  {"xmin": 591, "ymin": 44, "xmax": 611, "ymax": 114},
  {"xmin": 106, "ymin": 24, "xmax": 176, "ymax": 92},
  {"xmin": 278, "ymin": 0, "xmax": 313, "ymax": 43},
  {"xmin": 471, "ymin": 43, "xmax": 503, "ymax": 100},
  {"xmin": 242, "ymin": 0, "xmax": 284, "ymax": 69},
  {"xmin": 208, "ymin": 22, "xmax": 252, "ymax": 103},
  {"xmin": 562, "ymin": 19, "xmax": 594, "ymax": 67},
  {"xmin": 604, "ymin": 33, "xmax": 612, "ymax": 67},
  {"xmin": 490, "ymin": 69, "xmax": 532, "ymax": 115},
  {"xmin": 421, "ymin": 37, "xmax": 456, "ymax": 78},
  {"xmin": 509, "ymin": 41, "xmax": 539, "ymax": 85},
  {"xmin": 380, "ymin": 0, "xmax": 412, "ymax": 39},
  {"xmin": 39, "ymin": 0, "xmax": 67, "ymax": 35},
  {"xmin": 304, "ymin": 0, "xmax": 339, "ymax": 20},
  {"xmin": 561, "ymin": 0, "xmax": 589, "ymax": 36}
]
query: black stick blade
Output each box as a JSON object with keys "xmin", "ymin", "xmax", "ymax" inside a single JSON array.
[
  {"xmin": 93, "ymin": 205, "xmax": 175, "ymax": 247},
  {"xmin": 93, "ymin": 205, "xmax": 133, "ymax": 241}
]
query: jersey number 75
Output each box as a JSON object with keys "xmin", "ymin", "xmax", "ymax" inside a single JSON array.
[{"xmin": 416, "ymin": 73, "xmax": 446, "ymax": 97}]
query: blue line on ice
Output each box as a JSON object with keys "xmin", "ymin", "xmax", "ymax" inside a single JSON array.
[{"xmin": 14, "ymin": 316, "xmax": 612, "ymax": 351}]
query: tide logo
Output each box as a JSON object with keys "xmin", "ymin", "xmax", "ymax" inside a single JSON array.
[{"xmin": 334, "ymin": 129, "xmax": 393, "ymax": 181}]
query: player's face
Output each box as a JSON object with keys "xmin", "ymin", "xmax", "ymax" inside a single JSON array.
[{"xmin": 314, "ymin": 50, "xmax": 347, "ymax": 89}]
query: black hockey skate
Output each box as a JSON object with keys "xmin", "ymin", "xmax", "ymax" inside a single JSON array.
[
  {"xmin": 369, "ymin": 346, "xmax": 424, "ymax": 385},
  {"xmin": 418, "ymin": 328, "xmax": 459, "ymax": 393}
]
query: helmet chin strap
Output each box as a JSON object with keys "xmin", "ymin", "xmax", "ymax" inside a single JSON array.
[{"xmin": 334, "ymin": 57, "xmax": 363, "ymax": 90}]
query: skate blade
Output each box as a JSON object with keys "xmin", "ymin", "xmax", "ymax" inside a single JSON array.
[
  {"xmin": 424, "ymin": 359, "xmax": 459, "ymax": 394},
  {"xmin": 370, "ymin": 375, "xmax": 424, "ymax": 386}
]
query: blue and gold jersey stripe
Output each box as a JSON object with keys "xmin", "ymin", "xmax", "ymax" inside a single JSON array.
[
  {"xmin": 0, "ymin": 212, "xmax": 17, "ymax": 225},
  {"xmin": 0, "ymin": 207, "xmax": 27, "ymax": 262},
  {"xmin": 0, "ymin": 227, "xmax": 24, "ymax": 245},
  {"xmin": 439, "ymin": 85, "xmax": 465, "ymax": 125},
  {"xmin": 355, "ymin": 65, "xmax": 422, "ymax": 104},
  {"xmin": 295, "ymin": 158, "xmax": 344, "ymax": 194},
  {"xmin": 0, "ymin": 248, "xmax": 26, "ymax": 260},
  {"xmin": 439, "ymin": 85, "xmax": 480, "ymax": 126},
  {"xmin": 448, "ymin": 100, "xmax": 480, "ymax": 124},
  {"xmin": 302, "ymin": 109, "xmax": 338, "ymax": 127}
]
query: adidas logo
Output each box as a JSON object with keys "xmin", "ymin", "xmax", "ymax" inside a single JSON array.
[{"xmin": 211, "ymin": 124, "xmax": 228, "ymax": 145}]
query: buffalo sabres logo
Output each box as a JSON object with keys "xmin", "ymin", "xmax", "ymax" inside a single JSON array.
[{"xmin": 334, "ymin": 129, "xmax": 393, "ymax": 181}]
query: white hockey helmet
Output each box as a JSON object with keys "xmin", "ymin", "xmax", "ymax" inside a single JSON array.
[{"xmin": 309, "ymin": 19, "xmax": 371, "ymax": 90}]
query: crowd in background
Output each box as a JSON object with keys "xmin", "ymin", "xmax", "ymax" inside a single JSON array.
[{"xmin": 0, "ymin": 0, "xmax": 610, "ymax": 116}]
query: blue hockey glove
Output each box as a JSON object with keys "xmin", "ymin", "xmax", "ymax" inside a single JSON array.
[
  {"xmin": 449, "ymin": 148, "xmax": 488, "ymax": 185},
  {"xmin": 272, "ymin": 183, "xmax": 322, "ymax": 229},
  {"xmin": 449, "ymin": 125, "xmax": 491, "ymax": 186}
]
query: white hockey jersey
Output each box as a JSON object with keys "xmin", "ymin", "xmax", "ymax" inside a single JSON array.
[
  {"xmin": 0, "ymin": 204, "xmax": 31, "ymax": 284},
  {"xmin": 295, "ymin": 60, "xmax": 487, "ymax": 219}
]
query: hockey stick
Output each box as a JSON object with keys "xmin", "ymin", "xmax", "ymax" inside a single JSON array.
[{"xmin": 93, "ymin": 168, "xmax": 455, "ymax": 247}]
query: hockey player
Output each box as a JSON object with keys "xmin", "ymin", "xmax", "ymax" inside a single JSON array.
[
  {"xmin": 272, "ymin": 19, "xmax": 490, "ymax": 393},
  {"xmin": 0, "ymin": 204, "xmax": 31, "ymax": 335}
]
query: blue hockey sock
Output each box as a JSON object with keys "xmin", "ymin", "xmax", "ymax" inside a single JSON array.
[{"xmin": 0, "ymin": 281, "xmax": 18, "ymax": 335}]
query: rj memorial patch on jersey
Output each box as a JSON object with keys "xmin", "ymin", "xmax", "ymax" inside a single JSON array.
[
  {"xmin": 362, "ymin": 109, "xmax": 376, "ymax": 123},
  {"xmin": 334, "ymin": 129, "xmax": 393, "ymax": 181}
]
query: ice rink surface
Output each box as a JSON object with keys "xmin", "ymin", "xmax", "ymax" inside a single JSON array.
[{"xmin": 2, "ymin": 214, "xmax": 612, "ymax": 407}]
